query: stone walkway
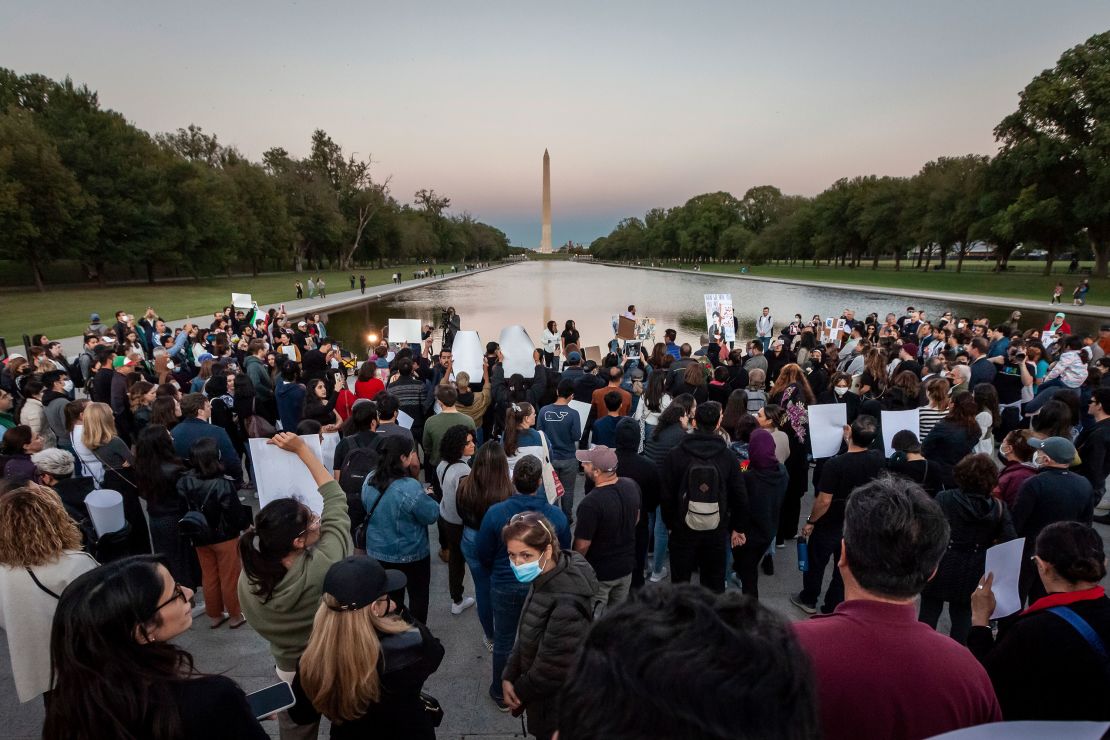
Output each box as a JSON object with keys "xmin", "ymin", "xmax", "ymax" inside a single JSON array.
[
  {"xmin": 598, "ymin": 263, "xmax": 1110, "ymax": 319},
  {"xmin": 53, "ymin": 264, "xmax": 511, "ymax": 357}
]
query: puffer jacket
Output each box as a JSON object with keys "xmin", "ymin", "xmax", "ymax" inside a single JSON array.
[{"xmin": 503, "ymin": 550, "xmax": 597, "ymax": 738}]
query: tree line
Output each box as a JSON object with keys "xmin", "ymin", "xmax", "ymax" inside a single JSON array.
[
  {"xmin": 590, "ymin": 31, "xmax": 1110, "ymax": 278},
  {"xmin": 0, "ymin": 71, "xmax": 511, "ymax": 291}
]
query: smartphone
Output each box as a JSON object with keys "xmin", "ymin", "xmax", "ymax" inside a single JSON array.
[{"xmin": 246, "ymin": 681, "xmax": 296, "ymax": 719}]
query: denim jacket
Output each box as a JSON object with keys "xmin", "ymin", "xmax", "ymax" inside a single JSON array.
[{"xmin": 361, "ymin": 476, "xmax": 440, "ymax": 563}]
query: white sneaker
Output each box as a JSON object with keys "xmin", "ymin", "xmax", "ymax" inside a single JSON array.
[
  {"xmin": 482, "ymin": 635, "xmax": 494, "ymax": 652},
  {"xmin": 451, "ymin": 597, "xmax": 476, "ymax": 615},
  {"xmin": 649, "ymin": 566, "xmax": 668, "ymax": 583},
  {"xmin": 1095, "ymin": 492, "xmax": 1110, "ymax": 513}
]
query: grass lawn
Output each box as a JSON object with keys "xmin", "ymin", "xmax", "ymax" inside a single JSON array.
[
  {"xmin": 661, "ymin": 262, "xmax": 1108, "ymax": 305},
  {"xmin": 0, "ymin": 265, "xmax": 434, "ymax": 342}
]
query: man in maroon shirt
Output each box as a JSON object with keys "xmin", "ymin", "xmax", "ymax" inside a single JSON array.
[{"xmin": 794, "ymin": 476, "xmax": 1001, "ymax": 740}]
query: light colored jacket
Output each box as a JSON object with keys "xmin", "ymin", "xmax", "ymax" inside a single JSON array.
[
  {"xmin": 0, "ymin": 551, "xmax": 98, "ymax": 702},
  {"xmin": 19, "ymin": 398, "xmax": 55, "ymax": 449}
]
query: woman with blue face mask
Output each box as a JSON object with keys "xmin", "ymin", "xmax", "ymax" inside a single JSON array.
[{"xmin": 500, "ymin": 511, "xmax": 597, "ymax": 740}]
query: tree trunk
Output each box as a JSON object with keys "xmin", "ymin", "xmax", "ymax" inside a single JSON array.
[
  {"xmin": 938, "ymin": 244, "xmax": 948, "ymax": 270},
  {"xmin": 29, "ymin": 254, "xmax": 45, "ymax": 292},
  {"xmin": 252, "ymin": 259, "xmax": 259, "ymax": 277},
  {"xmin": 923, "ymin": 246, "xmax": 933, "ymax": 272},
  {"xmin": 1043, "ymin": 249, "xmax": 1055, "ymax": 276},
  {"xmin": 894, "ymin": 247, "xmax": 901, "ymax": 271},
  {"xmin": 1093, "ymin": 236, "xmax": 1108, "ymax": 278},
  {"xmin": 956, "ymin": 249, "xmax": 965, "ymax": 273},
  {"xmin": 146, "ymin": 260, "xmax": 156, "ymax": 284},
  {"xmin": 95, "ymin": 261, "xmax": 107, "ymax": 289},
  {"xmin": 293, "ymin": 241, "xmax": 304, "ymax": 273}
]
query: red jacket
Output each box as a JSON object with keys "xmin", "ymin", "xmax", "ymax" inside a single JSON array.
[{"xmin": 1043, "ymin": 320, "xmax": 1072, "ymax": 334}]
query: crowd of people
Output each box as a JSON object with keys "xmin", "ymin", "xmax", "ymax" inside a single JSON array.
[{"xmin": 0, "ymin": 294, "xmax": 1108, "ymax": 739}]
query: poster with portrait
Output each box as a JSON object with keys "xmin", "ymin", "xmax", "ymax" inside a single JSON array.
[
  {"xmin": 703, "ymin": 294, "xmax": 736, "ymax": 343},
  {"xmin": 636, "ymin": 317, "xmax": 656, "ymax": 341}
]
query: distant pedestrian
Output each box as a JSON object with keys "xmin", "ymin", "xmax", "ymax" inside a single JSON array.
[
  {"xmin": 349, "ymin": 274, "xmax": 356, "ymax": 290},
  {"xmin": 1073, "ymin": 278, "xmax": 1089, "ymax": 306},
  {"xmin": 1051, "ymin": 282, "xmax": 1063, "ymax": 304},
  {"xmin": 295, "ymin": 280, "xmax": 304, "ymax": 300},
  {"xmin": 360, "ymin": 274, "xmax": 366, "ymax": 294},
  {"xmin": 307, "ymin": 277, "xmax": 316, "ymax": 298},
  {"xmin": 317, "ymin": 276, "xmax": 326, "ymax": 298}
]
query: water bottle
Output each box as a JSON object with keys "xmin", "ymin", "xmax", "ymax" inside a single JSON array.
[{"xmin": 797, "ymin": 538, "xmax": 809, "ymax": 573}]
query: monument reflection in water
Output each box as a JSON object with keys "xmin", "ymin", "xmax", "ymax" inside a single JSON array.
[{"xmin": 323, "ymin": 261, "xmax": 1100, "ymax": 357}]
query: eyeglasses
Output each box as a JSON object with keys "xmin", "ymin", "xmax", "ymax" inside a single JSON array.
[
  {"xmin": 298, "ymin": 513, "xmax": 321, "ymax": 538},
  {"xmin": 156, "ymin": 582, "xmax": 188, "ymax": 611}
]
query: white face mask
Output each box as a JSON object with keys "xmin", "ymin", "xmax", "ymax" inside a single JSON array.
[
  {"xmin": 63, "ymin": 379, "xmax": 74, "ymax": 394},
  {"xmin": 1031, "ymin": 451, "xmax": 1047, "ymax": 469},
  {"xmin": 834, "ymin": 386, "xmax": 849, "ymax": 397},
  {"xmin": 166, "ymin": 361, "xmax": 176, "ymax": 371},
  {"xmin": 330, "ymin": 359, "xmax": 339, "ymax": 369}
]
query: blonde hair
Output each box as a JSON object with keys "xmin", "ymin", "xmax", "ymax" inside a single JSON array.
[
  {"xmin": 0, "ymin": 484, "xmax": 82, "ymax": 567},
  {"xmin": 81, "ymin": 402, "xmax": 118, "ymax": 450},
  {"xmin": 455, "ymin": 371, "xmax": 471, "ymax": 387},
  {"xmin": 298, "ymin": 595, "xmax": 410, "ymax": 723}
]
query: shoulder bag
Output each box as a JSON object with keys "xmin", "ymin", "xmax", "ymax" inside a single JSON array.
[{"xmin": 537, "ymin": 431, "xmax": 565, "ymax": 505}]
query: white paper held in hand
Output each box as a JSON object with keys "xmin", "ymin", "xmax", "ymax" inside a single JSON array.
[
  {"xmin": 397, "ymin": 410, "xmax": 415, "ymax": 429},
  {"xmin": 248, "ymin": 436, "xmax": 325, "ymax": 515},
  {"xmin": 984, "ymin": 537, "xmax": 1025, "ymax": 619},
  {"xmin": 880, "ymin": 409, "xmax": 920, "ymax": 457},
  {"xmin": 807, "ymin": 403, "xmax": 847, "ymax": 459}
]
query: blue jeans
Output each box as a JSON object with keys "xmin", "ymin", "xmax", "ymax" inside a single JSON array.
[
  {"xmin": 490, "ymin": 580, "xmax": 530, "ymax": 700},
  {"xmin": 551, "ymin": 457, "xmax": 579, "ymax": 525},
  {"xmin": 461, "ymin": 527, "xmax": 493, "ymax": 640},
  {"xmin": 759, "ymin": 337, "xmax": 771, "ymax": 352},
  {"xmin": 650, "ymin": 506, "xmax": 669, "ymax": 574}
]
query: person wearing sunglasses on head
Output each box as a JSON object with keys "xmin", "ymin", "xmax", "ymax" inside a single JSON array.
[{"xmin": 43, "ymin": 555, "xmax": 267, "ymax": 740}]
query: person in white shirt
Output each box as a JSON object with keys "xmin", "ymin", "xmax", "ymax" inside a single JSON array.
[
  {"xmin": 541, "ymin": 320, "xmax": 561, "ymax": 371},
  {"xmin": 756, "ymin": 308, "xmax": 774, "ymax": 352}
]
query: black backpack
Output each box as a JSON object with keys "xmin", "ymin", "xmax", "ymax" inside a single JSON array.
[
  {"xmin": 178, "ymin": 477, "xmax": 239, "ymax": 546},
  {"xmin": 682, "ymin": 459, "xmax": 723, "ymax": 531},
  {"xmin": 338, "ymin": 433, "xmax": 381, "ymax": 541}
]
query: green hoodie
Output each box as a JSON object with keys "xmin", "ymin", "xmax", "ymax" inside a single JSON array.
[{"xmin": 238, "ymin": 479, "xmax": 352, "ymax": 671}]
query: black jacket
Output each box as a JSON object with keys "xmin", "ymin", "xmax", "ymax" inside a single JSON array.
[
  {"xmin": 968, "ymin": 592, "xmax": 1110, "ymax": 721},
  {"xmin": 614, "ymin": 420, "xmax": 662, "ymax": 517},
  {"xmin": 741, "ymin": 462, "xmax": 788, "ymax": 546},
  {"xmin": 504, "ymin": 551, "xmax": 597, "ymax": 738},
  {"xmin": 1074, "ymin": 417, "xmax": 1110, "ymax": 496},
  {"xmin": 176, "ymin": 472, "xmax": 250, "ymax": 544},
  {"xmin": 923, "ymin": 489, "xmax": 1015, "ymax": 601},
  {"xmin": 643, "ymin": 422, "xmax": 686, "ymax": 470},
  {"xmin": 290, "ymin": 621, "xmax": 445, "ymax": 740},
  {"xmin": 660, "ymin": 431, "xmax": 749, "ymax": 535}
]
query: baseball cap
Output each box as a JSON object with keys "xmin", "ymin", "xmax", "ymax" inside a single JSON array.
[
  {"xmin": 90, "ymin": 313, "xmax": 100, "ymax": 322},
  {"xmin": 322, "ymin": 556, "xmax": 406, "ymax": 612},
  {"xmin": 575, "ymin": 445, "xmax": 618, "ymax": 472},
  {"xmin": 567, "ymin": 351, "xmax": 582, "ymax": 363},
  {"xmin": 1055, "ymin": 312, "xmax": 1066, "ymax": 318},
  {"xmin": 1029, "ymin": 436, "xmax": 1077, "ymax": 465},
  {"xmin": 298, "ymin": 321, "xmax": 308, "ymax": 328},
  {"xmin": 112, "ymin": 356, "xmax": 137, "ymax": 368},
  {"xmin": 197, "ymin": 353, "xmax": 215, "ymax": 363}
]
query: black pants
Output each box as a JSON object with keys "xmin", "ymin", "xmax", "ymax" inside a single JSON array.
[
  {"xmin": 670, "ymin": 530, "xmax": 727, "ymax": 593},
  {"xmin": 632, "ymin": 519, "xmax": 649, "ymax": 590},
  {"xmin": 732, "ymin": 540, "xmax": 770, "ymax": 599},
  {"xmin": 777, "ymin": 488, "xmax": 804, "ymax": 545},
  {"xmin": 378, "ymin": 556, "xmax": 431, "ymax": 624},
  {"xmin": 919, "ymin": 595, "xmax": 973, "ymax": 645},
  {"xmin": 440, "ymin": 518, "xmax": 466, "ymax": 603},
  {"xmin": 799, "ymin": 525, "xmax": 844, "ymax": 613}
]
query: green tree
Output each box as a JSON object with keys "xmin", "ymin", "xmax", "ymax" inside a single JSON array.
[
  {"xmin": 0, "ymin": 110, "xmax": 91, "ymax": 290},
  {"xmin": 995, "ymin": 31, "xmax": 1110, "ymax": 277}
]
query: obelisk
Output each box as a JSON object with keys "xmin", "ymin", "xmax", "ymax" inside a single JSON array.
[{"xmin": 540, "ymin": 148, "xmax": 552, "ymax": 253}]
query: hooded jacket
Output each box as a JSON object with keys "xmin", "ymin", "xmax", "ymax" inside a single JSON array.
[
  {"xmin": 660, "ymin": 431, "xmax": 749, "ymax": 536},
  {"xmin": 503, "ymin": 550, "xmax": 598, "ymax": 737},
  {"xmin": 924, "ymin": 489, "xmax": 1016, "ymax": 602},
  {"xmin": 743, "ymin": 431, "xmax": 789, "ymax": 546},
  {"xmin": 237, "ymin": 480, "xmax": 352, "ymax": 671},
  {"xmin": 244, "ymin": 355, "xmax": 274, "ymax": 401},
  {"xmin": 614, "ymin": 418, "xmax": 661, "ymax": 516}
]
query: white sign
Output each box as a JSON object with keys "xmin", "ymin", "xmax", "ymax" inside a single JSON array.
[
  {"xmin": 703, "ymin": 294, "xmax": 736, "ymax": 343},
  {"xmin": 397, "ymin": 410, "xmax": 415, "ymax": 429},
  {"xmin": 231, "ymin": 292, "xmax": 253, "ymax": 309},
  {"xmin": 568, "ymin": 399, "xmax": 593, "ymax": 426},
  {"xmin": 880, "ymin": 409, "xmax": 920, "ymax": 457},
  {"xmin": 499, "ymin": 325, "xmax": 537, "ymax": 379},
  {"xmin": 248, "ymin": 435, "xmax": 325, "ymax": 515},
  {"xmin": 319, "ymin": 431, "xmax": 341, "ymax": 471},
  {"xmin": 452, "ymin": 330, "xmax": 484, "ymax": 380},
  {"xmin": 388, "ymin": 318, "xmax": 422, "ymax": 345},
  {"xmin": 280, "ymin": 345, "xmax": 298, "ymax": 362},
  {"xmin": 984, "ymin": 537, "xmax": 1026, "ymax": 620},
  {"xmin": 808, "ymin": 403, "xmax": 848, "ymax": 459}
]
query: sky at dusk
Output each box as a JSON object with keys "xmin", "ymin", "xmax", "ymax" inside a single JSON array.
[{"xmin": 4, "ymin": 1, "xmax": 1110, "ymax": 247}]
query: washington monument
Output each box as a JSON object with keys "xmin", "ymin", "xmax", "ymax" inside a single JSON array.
[{"xmin": 540, "ymin": 148, "xmax": 552, "ymax": 253}]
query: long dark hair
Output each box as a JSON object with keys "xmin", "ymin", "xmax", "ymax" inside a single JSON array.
[
  {"xmin": 340, "ymin": 400, "xmax": 377, "ymax": 437},
  {"xmin": 945, "ymin": 391, "xmax": 981, "ymax": 436},
  {"xmin": 722, "ymin": 389, "xmax": 749, "ymax": 438},
  {"xmin": 189, "ymin": 437, "xmax": 224, "ymax": 479},
  {"xmin": 371, "ymin": 435, "xmax": 414, "ymax": 492},
  {"xmin": 43, "ymin": 555, "xmax": 197, "ymax": 740},
  {"xmin": 643, "ymin": 371, "xmax": 667, "ymax": 413},
  {"xmin": 456, "ymin": 441, "xmax": 514, "ymax": 525},
  {"xmin": 502, "ymin": 401, "xmax": 534, "ymax": 456},
  {"xmin": 150, "ymin": 397, "xmax": 179, "ymax": 429},
  {"xmin": 653, "ymin": 393, "xmax": 695, "ymax": 440},
  {"xmin": 133, "ymin": 425, "xmax": 183, "ymax": 506},
  {"xmin": 239, "ymin": 498, "xmax": 313, "ymax": 603}
]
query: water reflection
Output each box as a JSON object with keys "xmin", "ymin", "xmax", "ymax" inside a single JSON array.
[{"xmin": 323, "ymin": 262, "xmax": 1102, "ymax": 355}]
